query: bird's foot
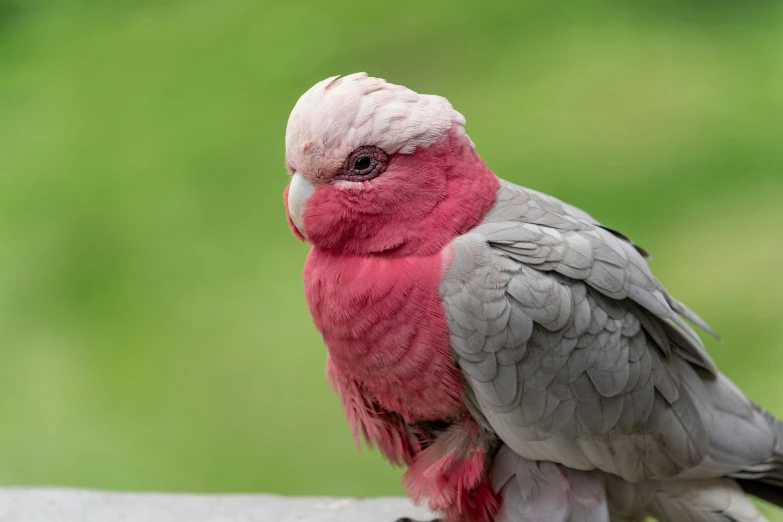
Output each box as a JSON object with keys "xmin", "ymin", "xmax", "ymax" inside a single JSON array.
[{"xmin": 395, "ymin": 518, "xmax": 442, "ymax": 522}]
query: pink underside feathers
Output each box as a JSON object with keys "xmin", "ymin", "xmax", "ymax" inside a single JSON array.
[
  {"xmin": 326, "ymin": 357, "xmax": 424, "ymax": 466},
  {"xmin": 403, "ymin": 419, "xmax": 501, "ymax": 522},
  {"xmin": 327, "ymin": 363, "xmax": 500, "ymax": 522},
  {"xmin": 312, "ymin": 251, "xmax": 463, "ymax": 422},
  {"xmin": 297, "ymin": 129, "xmax": 501, "ymax": 521}
]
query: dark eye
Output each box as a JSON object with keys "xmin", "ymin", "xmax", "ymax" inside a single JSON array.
[
  {"xmin": 337, "ymin": 146, "xmax": 388, "ymax": 181},
  {"xmin": 354, "ymin": 156, "xmax": 372, "ymax": 170}
]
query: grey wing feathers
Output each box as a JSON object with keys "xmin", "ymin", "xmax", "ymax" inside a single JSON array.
[
  {"xmin": 442, "ymin": 179, "xmax": 777, "ymax": 483},
  {"xmin": 646, "ymin": 479, "xmax": 769, "ymax": 522},
  {"xmin": 492, "ymin": 445, "xmax": 609, "ymax": 522},
  {"xmin": 481, "ymin": 180, "xmax": 717, "ymax": 373},
  {"xmin": 487, "ymin": 183, "xmax": 652, "ymax": 260},
  {"xmin": 491, "ymin": 450, "xmax": 769, "ymax": 522},
  {"xmin": 602, "ymin": 473, "xmax": 769, "ymax": 522}
]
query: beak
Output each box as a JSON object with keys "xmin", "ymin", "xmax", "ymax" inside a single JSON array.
[{"xmin": 287, "ymin": 171, "xmax": 315, "ymax": 237}]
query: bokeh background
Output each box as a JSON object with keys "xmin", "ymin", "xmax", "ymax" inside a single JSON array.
[{"xmin": 1, "ymin": 0, "xmax": 782, "ymax": 519}]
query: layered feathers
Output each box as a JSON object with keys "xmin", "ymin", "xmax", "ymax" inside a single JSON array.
[
  {"xmin": 442, "ymin": 180, "xmax": 781, "ymax": 520},
  {"xmin": 442, "ymin": 181, "xmax": 776, "ymax": 482},
  {"xmin": 285, "ymin": 74, "xmax": 783, "ymax": 522},
  {"xmin": 286, "ymin": 73, "xmax": 468, "ymax": 182}
]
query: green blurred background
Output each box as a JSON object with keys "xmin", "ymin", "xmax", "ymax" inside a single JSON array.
[{"xmin": 1, "ymin": 0, "xmax": 782, "ymax": 519}]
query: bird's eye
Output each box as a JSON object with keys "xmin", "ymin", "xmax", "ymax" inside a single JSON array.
[
  {"xmin": 354, "ymin": 156, "xmax": 372, "ymax": 171},
  {"xmin": 337, "ymin": 146, "xmax": 388, "ymax": 181}
]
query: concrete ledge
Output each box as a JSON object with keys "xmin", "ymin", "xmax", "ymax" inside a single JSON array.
[{"xmin": 0, "ymin": 488, "xmax": 436, "ymax": 521}]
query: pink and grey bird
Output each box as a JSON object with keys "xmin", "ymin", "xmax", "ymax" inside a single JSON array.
[{"xmin": 283, "ymin": 73, "xmax": 783, "ymax": 522}]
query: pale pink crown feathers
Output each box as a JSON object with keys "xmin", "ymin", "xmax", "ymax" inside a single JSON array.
[{"xmin": 285, "ymin": 73, "xmax": 471, "ymax": 178}]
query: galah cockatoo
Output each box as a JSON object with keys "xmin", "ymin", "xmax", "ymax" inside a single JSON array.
[{"xmin": 283, "ymin": 73, "xmax": 783, "ymax": 522}]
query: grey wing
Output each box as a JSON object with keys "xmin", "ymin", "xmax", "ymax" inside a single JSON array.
[
  {"xmin": 485, "ymin": 181, "xmax": 652, "ymax": 260},
  {"xmin": 492, "ymin": 445, "xmax": 609, "ymax": 522},
  {"xmin": 492, "ymin": 447, "xmax": 769, "ymax": 522},
  {"xmin": 441, "ymin": 180, "xmax": 776, "ymax": 482},
  {"xmin": 484, "ymin": 180, "xmax": 714, "ymax": 363}
]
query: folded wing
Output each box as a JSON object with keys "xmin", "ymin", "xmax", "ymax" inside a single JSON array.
[{"xmin": 441, "ymin": 180, "xmax": 776, "ymax": 482}]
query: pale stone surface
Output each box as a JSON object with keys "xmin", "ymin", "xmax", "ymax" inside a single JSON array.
[{"xmin": 0, "ymin": 488, "xmax": 436, "ymax": 521}]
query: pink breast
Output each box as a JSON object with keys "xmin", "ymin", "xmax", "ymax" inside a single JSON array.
[{"xmin": 304, "ymin": 248, "xmax": 464, "ymax": 423}]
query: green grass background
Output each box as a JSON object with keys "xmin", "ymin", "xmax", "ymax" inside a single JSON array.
[{"xmin": 1, "ymin": 0, "xmax": 782, "ymax": 519}]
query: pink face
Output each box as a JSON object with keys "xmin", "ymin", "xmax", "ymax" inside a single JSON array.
[
  {"xmin": 284, "ymin": 74, "xmax": 500, "ymax": 257},
  {"xmin": 285, "ymin": 133, "xmax": 455, "ymax": 256},
  {"xmin": 285, "ymin": 126, "xmax": 500, "ymax": 257}
]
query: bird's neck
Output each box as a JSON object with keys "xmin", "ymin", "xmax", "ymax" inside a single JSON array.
[{"xmin": 380, "ymin": 134, "xmax": 500, "ymax": 257}]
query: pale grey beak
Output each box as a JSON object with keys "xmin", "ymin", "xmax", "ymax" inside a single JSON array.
[{"xmin": 287, "ymin": 171, "xmax": 315, "ymax": 237}]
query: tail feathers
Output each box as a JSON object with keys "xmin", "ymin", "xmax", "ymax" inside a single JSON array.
[{"xmin": 735, "ymin": 405, "xmax": 783, "ymax": 509}]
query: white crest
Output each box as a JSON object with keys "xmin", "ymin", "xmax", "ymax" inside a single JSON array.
[{"xmin": 285, "ymin": 73, "xmax": 468, "ymax": 177}]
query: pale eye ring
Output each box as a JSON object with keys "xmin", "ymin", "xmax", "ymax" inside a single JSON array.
[{"xmin": 336, "ymin": 146, "xmax": 388, "ymax": 181}]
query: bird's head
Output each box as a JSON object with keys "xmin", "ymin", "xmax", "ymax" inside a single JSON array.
[{"xmin": 284, "ymin": 73, "xmax": 498, "ymax": 256}]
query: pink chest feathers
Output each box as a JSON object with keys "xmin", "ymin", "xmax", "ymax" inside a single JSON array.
[{"xmin": 303, "ymin": 248, "xmax": 465, "ymax": 423}]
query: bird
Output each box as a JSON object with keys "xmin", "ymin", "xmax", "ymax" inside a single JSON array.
[{"xmin": 282, "ymin": 72, "xmax": 783, "ymax": 522}]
